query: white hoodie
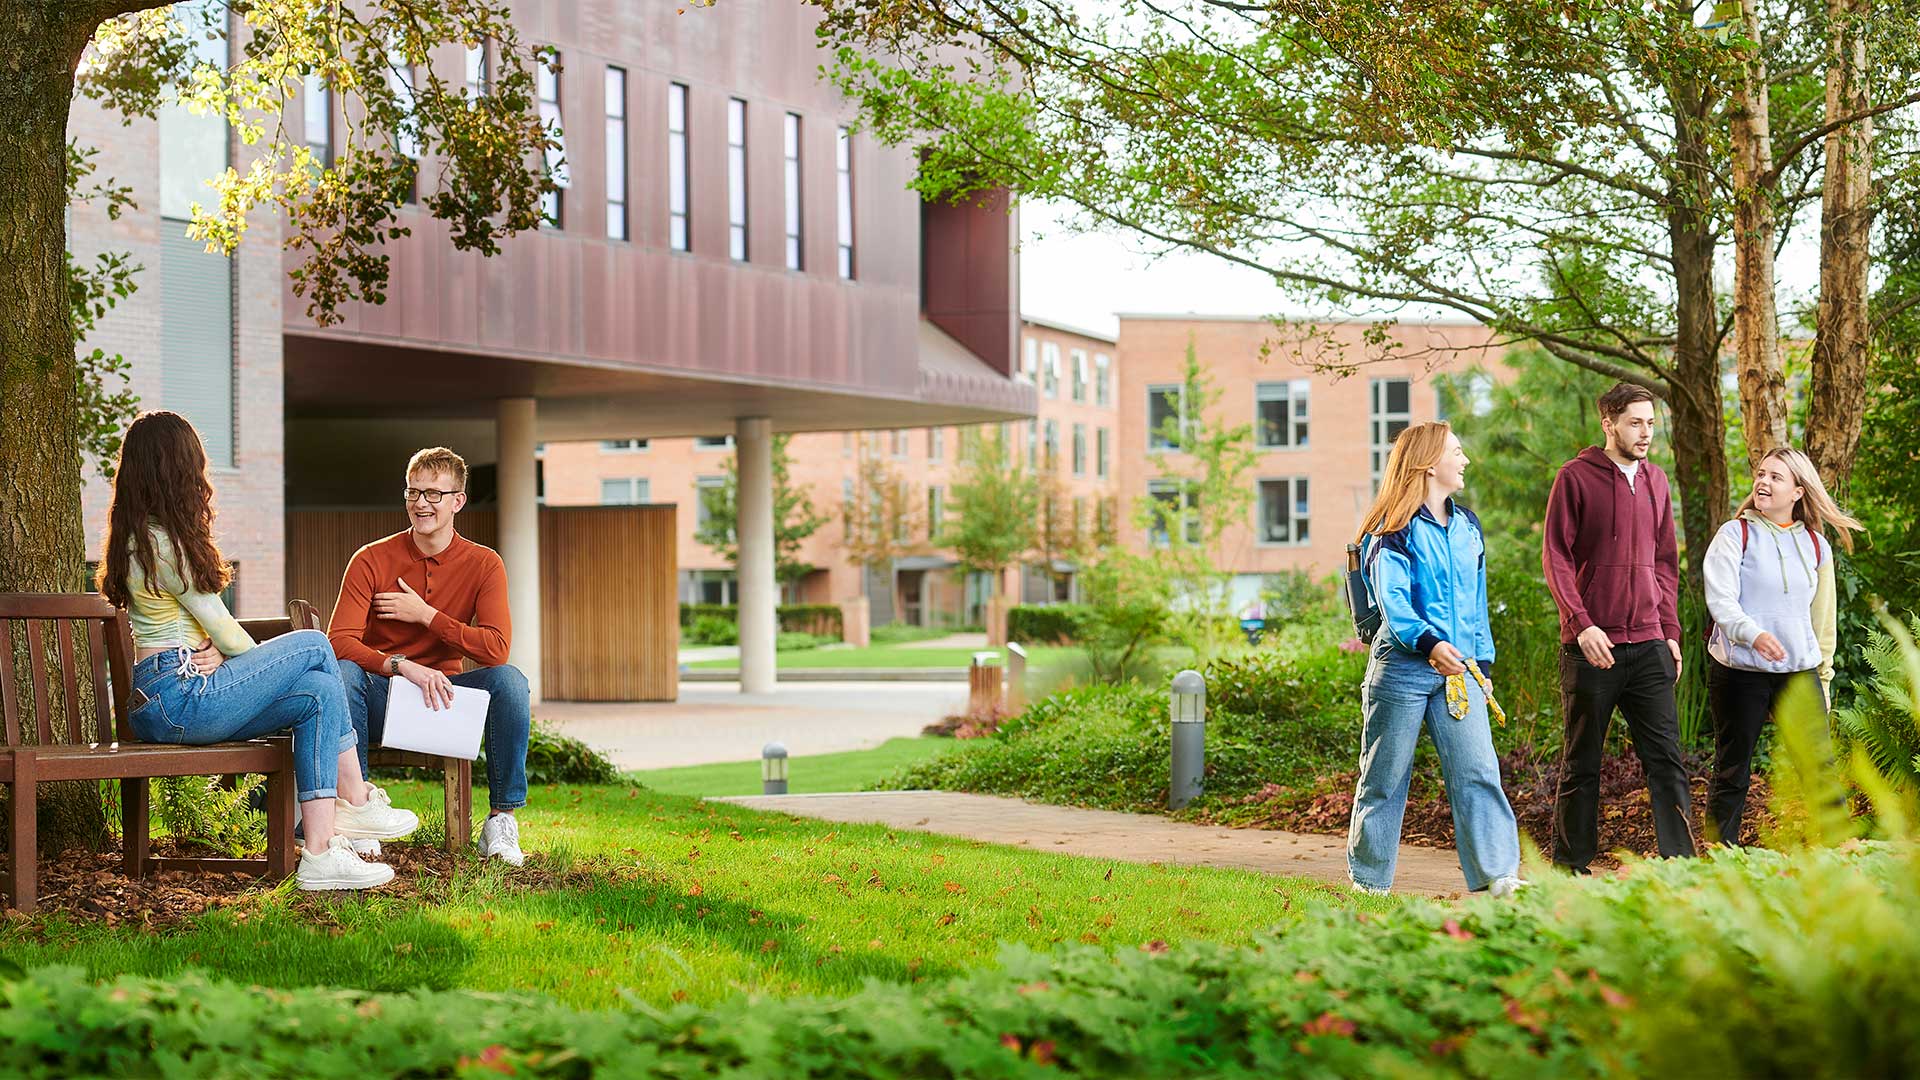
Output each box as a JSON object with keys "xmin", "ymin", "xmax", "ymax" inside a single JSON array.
[{"xmin": 1704, "ymin": 510, "xmax": 1837, "ymax": 689}]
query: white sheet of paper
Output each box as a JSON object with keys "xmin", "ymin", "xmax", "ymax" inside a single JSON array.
[{"xmin": 382, "ymin": 675, "xmax": 489, "ymax": 760}]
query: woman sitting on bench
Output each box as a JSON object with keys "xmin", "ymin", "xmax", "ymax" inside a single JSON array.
[{"xmin": 96, "ymin": 411, "xmax": 418, "ymax": 891}]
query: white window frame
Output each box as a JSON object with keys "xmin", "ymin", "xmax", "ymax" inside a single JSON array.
[
  {"xmin": 1147, "ymin": 384, "xmax": 1185, "ymax": 450},
  {"xmin": 784, "ymin": 112, "xmax": 803, "ymax": 270},
  {"xmin": 1257, "ymin": 477, "xmax": 1311, "ymax": 546},
  {"xmin": 606, "ymin": 67, "xmax": 630, "ymax": 241},
  {"xmin": 835, "ymin": 126, "xmax": 854, "ymax": 279},
  {"xmin": 667, "ymin": 82, "xmax": 689, "ymax": 250},
  {"xmin": 1256, "ymin": 379, "xmax": 1311, "ymax": 450},
  {"xmin": 600, "ymin": 477, "xmax": 650, "ymax": 505},
  {"xmin": 1041, "ymin": 342, "xmax": 1061, "ymax": 398},
  {"xmin": 536, "ymin": 50, "xmax": 568, "ymax": 228},
  {"xmin": 727, "ymin": 98, "xmax": 748, "ymax": 261},
  {"xmin": 599, "ymin": 438, "xmax": 649, "ymax": 453},
  {"xmin": 1370, "ymin": 377, "xmax": 1413, "ymax": 488},
  {"xmin": 1070, "ymin": 349, "xmax": 1088, "ymax": 403},
  {"xmin": 1094, "ymin": 353, "xmax": 1111, "ymax": 407}
]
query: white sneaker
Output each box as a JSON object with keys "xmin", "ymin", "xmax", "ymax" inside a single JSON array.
[
  {"xmin": 1489, "ymin": 875, "xmax": 1529, "ymax": 898},
  {"xmin": 479, "ymin": 813, "xmax": 525, "ymax": 867},
  {"xmin": 349, "ymin": 837, "xmax": 382, "ymax": 857},
  {"xmin": 334, "ymin": 785, "xmax": 420, "ymax": 841},
  {"xmin": 1351, "ymin": 880, "xmax": 1390, "ymax": 896},
  {"xmin": 298, "ymin": 835, "xmax": 396, "ymax": 891}
]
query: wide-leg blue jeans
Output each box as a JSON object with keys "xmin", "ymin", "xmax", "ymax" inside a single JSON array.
[
  {"xmin": 1347, "ymin": 642, "xmax": 1520, "ymax": 892},
  {"xmin": 128, "ymin": 629, "xmax": 356, "ymax": 802},
  {"xmin": 337, "ymin": 662, "xmax": 531, "ymax": 811}
]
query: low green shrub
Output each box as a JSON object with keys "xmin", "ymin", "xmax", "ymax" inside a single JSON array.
[
  {"xmin": 1834, "ymin": 613, "xmax": 1920, "ymax": 791},
  {"xmin": 6, "ymin": 842, "xmax": 1918, "ymax": 1078},
  {"xmin": 687, "ymin": 614, "xmax": 738, "ymax": 646},
  {"xmin": 377, "ymin": 722, "xmax": 620, "ymax": 787},
  {"xmin": 775, "ymin": 630, "xmax": 831, "ymax": 651},
  {"xmin": 151, "ymin": 775, "xmax": 266, "ymax": 857},
  {"xmin": 870, "ymin": 623, "xmax": 955, "ymax": 645},
  {"xmin": 882, "ymin": 648, "xmax": 1369, "ymax": 811},
  {"xmin": 678, "ymin": 603, "xmax": 844, "ymax": 638},
  {"xmin": 1007, "ymin": 603, "xmax": 1090, "ymax": 644}
]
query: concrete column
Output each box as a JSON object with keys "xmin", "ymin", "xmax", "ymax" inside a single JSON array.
[
  {"xmin": 496, "ymin": 397, "xmax": 542, "ymax": 703},
  {"xmin": 736, "ymin": 416, "xmax": 777, "ymax": 694}
]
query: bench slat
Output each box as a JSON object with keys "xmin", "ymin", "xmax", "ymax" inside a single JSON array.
[
  {"xmin": 0, "ymin": 593, "xmax": 116, "ymax": 619},
  {"xmin": 85, "ymin": 619, "xmax": 113, "ymax": 746},
  {"xmin": 0, "ymin": 619, "xmax": 19, "ymax": 747},
  {"xmin": 24, "ymin": 620, "xmax": 52, "ymax": 745},
  {"xmin": 108, "ymin": 610, "xmax": 134, "ymax": 743},
  {"xmin": 22, "ymin": 743, "xmax": 289, "ymax": 784},
  {"xmin": 57, "ymin": 619, "xmax": 81, "ymax": 744}
]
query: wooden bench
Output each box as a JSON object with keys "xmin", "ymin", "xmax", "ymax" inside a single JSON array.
[
  {"xmin": 1, "ymin": 593, "xmax": 296, "ymax": 913},
  {"xmin": 239, "ymin": 600, "xmax": 472, "ymax": 853}
]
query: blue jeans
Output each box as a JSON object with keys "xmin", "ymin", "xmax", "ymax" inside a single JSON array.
[
  {"xmin": 1348, "ymin": 643, "xmax": 1520, "ymax": 891},
  {"xmin": 337, "ymin": 663, "xmax": 530, "ymax": 811},
  {"xmin": 128, "ymin": 629, "xmax": 357, "ymax": 803}
]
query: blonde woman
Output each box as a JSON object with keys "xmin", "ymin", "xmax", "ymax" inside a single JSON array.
[
  {"xmin": 1348, "ymin": 422, "xmax": 1523, "ymax": 896},
  {"xmin": 1704, "ymin": 446, "xmax": 1864, "ymax": 844}
]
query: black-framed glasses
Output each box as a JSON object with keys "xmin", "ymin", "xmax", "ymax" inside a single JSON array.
[{"xmin": 403, "ymin": 487, "xmax": 463, "ymax": 505}]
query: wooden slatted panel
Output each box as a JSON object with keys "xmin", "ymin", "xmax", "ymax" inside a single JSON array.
[
  {"xmin": 55, "ymin": 620, "xmax": 82, "ymax": 744},
  {"xmin": 539, "ymin": 505, "xmax": 678, "ymax": 701},
  {"xmin": 85, "ymin": 619, "xmax": 113, "ymax": 746},
  {"xmin": 285, "ymin": 508, "xmax": 497, "ymax": 627},
  {"xmin": 1, "ymin": 618, "xmax": 19, "ymax": 747},
  {"xmin": 25, "ymin": 620, "xmax": 52, "ymax": 745}
]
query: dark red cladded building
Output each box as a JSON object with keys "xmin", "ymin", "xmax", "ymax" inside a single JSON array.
[{"xmin": 73, "ymin": 0, "xmax": 1030, "ymax": 700}]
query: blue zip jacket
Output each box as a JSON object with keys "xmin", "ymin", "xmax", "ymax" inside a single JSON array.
[{"xmin": 1363, "ymin": 499, "xmax": 1495, "ymax": 663}]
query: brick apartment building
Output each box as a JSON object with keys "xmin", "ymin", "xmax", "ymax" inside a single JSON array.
[
  {"xmin": 540, "ymin": 312, "xmax": 1508, "ymax": 625},
  {"xmin": 541, "ymin": 316, "xmax": 1120, "ymax": 627},
  {"xmin": 68, "ymin": 0, "xmax": 1031, "ymax": 699}
]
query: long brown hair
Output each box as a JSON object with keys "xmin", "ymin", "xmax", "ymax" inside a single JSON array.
[
  {"xmin": 1355, "ymin": 421, "xmax": 1454, "ymax": 541},
  {"xmin": 1735, "ymin": 446, "xmax": 1866, "ymax": 555},
  {"xmin": 96, "ymin": 411, "xmax": 230, "ymax": 607}
]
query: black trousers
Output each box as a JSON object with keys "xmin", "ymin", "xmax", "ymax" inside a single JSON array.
[
  {"xmin": 1706, "ymin": 659, "xmax": 1819, "ymax": 845},
  {"xmin": 1551, "ymin": 640, "xmax": 1698, "ymax": 869}
]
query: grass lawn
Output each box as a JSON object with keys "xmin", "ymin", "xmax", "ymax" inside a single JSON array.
[
  {"xmin": 630, "ymin": 737, "xmax": 953, "ymax": 797},
  {"xmin": 2, "ymin": 782, "xmax": 1387, "ymax": 1010},
  {"xmin": 689, "ymin": 643, "xmax": 1082, "ymax": 670}
]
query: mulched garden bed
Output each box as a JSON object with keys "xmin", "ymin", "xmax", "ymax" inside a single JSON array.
[
  {"xmin": 1224, "ymin": 748, "xmax": 1775, "ymax": 870},
  {"xmin": 2, "ymin": 841, "xmax": 570, "ymax": 931}
]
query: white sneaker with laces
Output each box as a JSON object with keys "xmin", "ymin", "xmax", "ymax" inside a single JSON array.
[
  {"xmin": 1489, "ymin": 875, "xmax": 1529, "ymax": 898},
  {"xmin": 349, "ymin": 837, "xmax": 382, "ymax": 857},
  {"xmin": 1351, "ymin": 880, "xmax": 1390, "ymax": 897},
  {"xmin": 298, "ymin": 835, "xmax": 395, "ymax": 891},
  {"xmin": 334, "ymin": 784, "xmax": 420, "ymax": 841},
  {"xmin": 479, "ymin": 813, "xmax": 525, "ymax": 867}
]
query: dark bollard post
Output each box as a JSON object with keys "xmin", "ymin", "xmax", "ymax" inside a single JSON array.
[
  {"xmin": 1169, "ymin": 670, "xmax": 1206, "ymax": 809},
  {"xmin": 761, "ymin": 742, "xmax": 789, "ymax": 795}
]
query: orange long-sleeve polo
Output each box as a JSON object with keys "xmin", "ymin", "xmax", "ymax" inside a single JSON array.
[{"xmin": 327, "ymin": 529, "xmax": 513, "ymax": 675}]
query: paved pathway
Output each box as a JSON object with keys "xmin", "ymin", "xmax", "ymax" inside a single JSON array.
[
  {"xmin": 716, "ymin": 791, "xmax": 1467, "ymax": 898},
  {"xmin": 539, "ymin": 681, "xmax": 963, "ymax": 770}
]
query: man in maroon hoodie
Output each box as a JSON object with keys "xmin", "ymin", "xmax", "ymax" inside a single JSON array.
[{"xmin": 1543, "ymin": 383, "xmax": 1697, "ymax": 872}]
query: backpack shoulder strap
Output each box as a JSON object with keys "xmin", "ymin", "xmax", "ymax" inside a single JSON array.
[
  {"xmin": 1740, "ymin": 518, "xmax": 1749, "ymax": 553},
  {"xmin": 1812, "ymin": 531, "xmax": 1824, "ymax": 566}
]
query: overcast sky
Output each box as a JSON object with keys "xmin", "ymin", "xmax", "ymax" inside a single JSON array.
[{"xmin": 1018, "ymin": 199, "xmax": 1825, "ymax": 341}]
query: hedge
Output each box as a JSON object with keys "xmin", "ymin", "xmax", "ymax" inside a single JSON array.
[
  {"xmin": 678, "ymin": 602, "xmax": 842, "ymax": 638},
  {"xmin": 4, "ymin": 843, "xmax": 1916, "ymax": 1077},
  {"xmin": 1007, "ymin": 604, "xmax": 1091, "ymax": 644}
]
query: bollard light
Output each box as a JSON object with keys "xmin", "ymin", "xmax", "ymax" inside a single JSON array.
[
  {"xmin": 1169, "ymin": 669, "xmax": 1206, "ymax": 809},
  {"xmin": 761, "ymin": 741, "xmax": 789, "ymax": 795}
]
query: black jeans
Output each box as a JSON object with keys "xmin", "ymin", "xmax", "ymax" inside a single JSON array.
[
  {"xmin": 1707, "ymin": 659, "xmax": 1819, "ymax": 846},
  {"xmin": 1551, "ymin": 640, "xmax": 1698, "ymax": 870}
]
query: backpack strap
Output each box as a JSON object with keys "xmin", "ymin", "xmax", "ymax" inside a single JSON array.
[
  {"xmin": 1740, "ymin": 517, "xmax": 1749, "ymax": 553},
  {"xmin": 1812, "ymin": 531, "xmax": 1823, "ymax": 566}
]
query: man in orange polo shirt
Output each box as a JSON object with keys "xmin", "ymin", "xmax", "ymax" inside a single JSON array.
[{"xmin": 327, "ymin": 447, "xmax": 530, "ymax": 866}]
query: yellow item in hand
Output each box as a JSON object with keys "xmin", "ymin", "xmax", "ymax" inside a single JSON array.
[{"xmin": 1444, "ymin": 659, "xmax": 1506, "ymax": 727}]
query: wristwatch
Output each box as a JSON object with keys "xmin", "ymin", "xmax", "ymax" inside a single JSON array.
[{"xmin": 386, "ymin": 653, "xmax": 406, "ymax": 675}]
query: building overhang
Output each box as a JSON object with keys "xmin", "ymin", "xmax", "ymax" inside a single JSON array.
[{"xmin": 283, "ymin": 317, "xmax": 1036, "ymax": 440}]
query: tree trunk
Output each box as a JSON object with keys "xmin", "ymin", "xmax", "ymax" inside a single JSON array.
[
  {"xmin": 1667, "ymin": 76, "xmax": 1731, "ymax": 585},
  {"xmin": 1730, "ymin": 0, "xmax": 1790, "ymax": 470},
  {"xmin": 0, "ymin": 5, "xmax": 112, "ymax": 853},
  {"xmin": 1807, "ymin": 0, "xmax": 1874, "ymax": 492}
]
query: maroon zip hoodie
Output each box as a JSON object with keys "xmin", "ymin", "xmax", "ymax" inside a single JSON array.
[{"xmin": 1542, "ymin": 446, "xmax": 1681, "ymax": 645}]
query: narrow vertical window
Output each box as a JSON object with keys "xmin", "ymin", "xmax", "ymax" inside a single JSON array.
[
  {"xmin": 784, "ymin": 112, "xmax": 803, "ymax": 270},
  {"xmin": 835, "ymin": 126, "xmax": 854, "ymax": 279},
  {"xmin": 536, "ymin": 50, "xmax": 567, "ymax": 228},
  {"xmin": 667, "ymin": 82, "xmax": 688, "ymax": 250},
  {"xmin": 604, "ymin": 67, "xmax": 628, "ymax": 240},
  {"xmin": 387, "ymin": 46, "xmax": 419, "ymax": 202},
  {"xmin": 464, "ymin": 43, "xmax": 489, "ymax": 99},
  {"xmin": 727, "ymin": 98, "xmax": 748, "ymax": 260},
  {"xmin": 302, "ymin": 73, "xmax": 332, "ymax": 167}
]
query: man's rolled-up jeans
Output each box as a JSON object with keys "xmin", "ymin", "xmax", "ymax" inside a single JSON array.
[{"xmin": 337, "ymin": 662, "xmax": 531, "ymax": 812}]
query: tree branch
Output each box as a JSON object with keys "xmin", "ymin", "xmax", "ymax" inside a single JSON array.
[{"xmin": 1761, "ymin": 89, "xmax": 1920, "ymax": 188}]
